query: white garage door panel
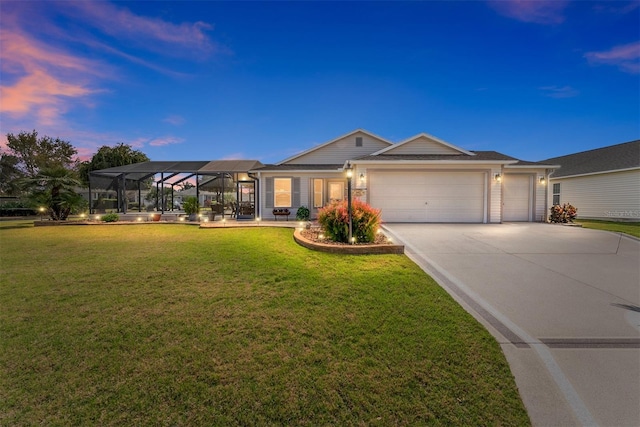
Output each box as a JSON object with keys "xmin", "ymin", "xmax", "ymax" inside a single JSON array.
[
  {"xmin": 370, "ymin": 171, "xmax": 485, "ymax": 223},
  {"xmin": 503, "ymin": 174, "xmax": 531, "ymax": 221}
]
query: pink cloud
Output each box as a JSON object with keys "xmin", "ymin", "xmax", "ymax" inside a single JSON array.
[
  {"xmin": 487, "ymin": 0, "xmax": 569, "ymax": 24},
  {"xmin": 149, "ymin": 136, "xmax": 185, "ymax": 147},
  {"xmin": 585, "ymin": 41, "xmax": 640, "ymax": 74},
  {"xmin": 0, "ymin": 28, "xmax": 101, "ymax": 126}
]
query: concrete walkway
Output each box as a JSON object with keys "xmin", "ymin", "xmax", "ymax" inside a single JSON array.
[{"xmin": 383, "ymin": 223, "xmax": 640, "ymax": 427}]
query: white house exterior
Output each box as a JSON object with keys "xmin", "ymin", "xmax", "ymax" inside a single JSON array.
[
  {"xmin": 543, "ymin": 140, "xmax": 640, "ymax": 221},
  {"xmin": 252, "ymin": 129, "xmax": 556, "ymax": 223}
]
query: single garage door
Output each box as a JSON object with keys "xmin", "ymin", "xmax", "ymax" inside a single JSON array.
[
  {"xmin": 503, "ymin": 174, "xmax": 532, "ymax": 221},
  {"xmin": 369, "ymin": 171, "xmax": 486, "ymax": 222}
]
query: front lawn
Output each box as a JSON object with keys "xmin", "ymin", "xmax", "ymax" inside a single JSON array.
[
  {"xmin": 0, "ymin": 224, "xmax": 529, "ymax": 426},
  {"xmin": 577, "ymin": 219, "xmax": 640, "ymax": 238}
]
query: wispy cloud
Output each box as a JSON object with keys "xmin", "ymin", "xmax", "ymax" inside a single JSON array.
[
  {"xmin": 0, "ymin": 28, "xmax": 101, "ymax": 125},
  {"xmin": 584, "ymin": 41, "xmax": 640, "ymax": 74},
  {"xmin": 487, "ymin": 0, "xmax": 569, "ymax": 24},
  {"xmin": 149, "ymin": 136, "xmax": 185, "ymax": 147},
  {"xmin": 61, "ymin": 1, "xmax": 217, "ymax": 59},
  {"xmin": 221, "ymin": 153, "xmax": 246, "ymax": 160},
  {"xmin": 163, "ymin": 115, "xmax": 186, "ymax": 126},
  {"xmin": 539, "ymin": 85, "xmax": 579, "ymax": 99}
]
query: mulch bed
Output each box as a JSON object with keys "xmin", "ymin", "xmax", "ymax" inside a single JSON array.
[{"xmin": 300, "ymin": 227, "xmax": 393, "ymax": 246}]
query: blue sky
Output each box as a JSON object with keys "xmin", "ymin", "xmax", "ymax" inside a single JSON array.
[{"xmin": 1, "ymin": 0, "xmax": 638, "ymax": 164}]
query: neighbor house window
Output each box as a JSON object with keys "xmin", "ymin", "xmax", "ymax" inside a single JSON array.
[
  {"xmin": 356, "ymin": 136, "xmax": 363, "ymax": 147},
  {"xmin": 313, "ymin": 179, "xmax": 324, "ymax": 208},
  {"xmin": 274, "ymin": 178, "xmax": 292, "ymax": 207},
  {"xmin": 552, "ymin": 183, "xmax": 560, "ymax": 205}
]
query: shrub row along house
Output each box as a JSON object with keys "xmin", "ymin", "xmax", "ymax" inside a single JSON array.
[{"xmin": 89, "ymin": 130, "xmax": 640, "ymax": 223}]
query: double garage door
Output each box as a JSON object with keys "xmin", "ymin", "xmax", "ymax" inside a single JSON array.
[{"xmin": 369, "ymin": 171, "xmax": 486, "ymax": 223}]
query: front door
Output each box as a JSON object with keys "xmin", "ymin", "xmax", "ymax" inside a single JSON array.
[
  {"xmin": 237, "ymin": 181, "xmax": 255, "ymax": 219},
  {"xmin": 328, "ymin": 182, "xmax": 344, "ymax": 203}
]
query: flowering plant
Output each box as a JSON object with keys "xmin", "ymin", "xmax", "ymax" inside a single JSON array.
[
  {"xmin": 549, "ymin": 203, "xmax": 577, "ymax": 223},
  {"xmin": 317, "ymin": 199, "xmax": 381, "ymax": 243}
]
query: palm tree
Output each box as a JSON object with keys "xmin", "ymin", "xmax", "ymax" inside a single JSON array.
[{"xmin": 21, "ymin": 166, "xmax": 85, "ymax": 220}]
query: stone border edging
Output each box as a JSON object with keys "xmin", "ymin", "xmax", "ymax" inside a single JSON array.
[{"xmin": 293, "ymin": 229, "xmax": 404, "ymax": 255}]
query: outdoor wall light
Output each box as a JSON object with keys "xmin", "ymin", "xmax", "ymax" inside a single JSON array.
[
  {"xmin": 494, "ymin": 173, "xmax": 502, "ymax": 183},
  {"xmin": 539, "ymin": 176, "xmax": 546, "ymax": 185},
  {"xmin": 359, "ymin": 173, "xmax": 365, "ymax": 183}
]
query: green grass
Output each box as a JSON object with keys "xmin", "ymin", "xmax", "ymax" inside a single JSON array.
[
  {"xmin": 0, "ymin": 224, "xmax": 530, "ymax": 426},
  {"xmin": 577, "ymin": 219, "xmax": 640, "ymax": 238}
]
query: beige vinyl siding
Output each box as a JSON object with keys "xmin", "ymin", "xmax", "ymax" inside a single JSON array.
[
  {"xmin": 286, "ymin": 132, "xmax": 390, "ymax": 165},
  {"xmin": 549, "ymin": 169, "xmax": 640, "ymax": 220},
  {"xmin": 259, "ymin": 172, "xmax": 343, "ymax": 219},
  {"xmin": 534, "ymin": 177, "xmax": 547, "ymax": 221},
  {"xmin": 490, "ymin": 168, "xmax": 502, "ymax": 223},
  {"xmin": 383, "ymin": 135, "xmax": 463, "ymax": 155}
]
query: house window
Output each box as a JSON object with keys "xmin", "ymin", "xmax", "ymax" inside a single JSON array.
[
  {"xmin": 355, "ymin": 136, "xmax": 363, "ymax": 147},
  {"xmin": 552, "ymin": 183, "xmax": 560, "ymax": 205},
  {"xmin": 274, "ymin": 178, "xmax": 292, "ymax": 207},
  {"xmin": 313, "ymin": 179, "xmax": 324, "ymax": 208}
]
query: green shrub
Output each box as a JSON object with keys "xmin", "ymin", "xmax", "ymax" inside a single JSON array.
[
  {"xmin": 318, "ymin": 200, "xmax": 381, "ymax": 243},
  {"xmin": 296, "ymin": 206, "xmax": 310, "ymax": 221},
  {"xmin": 549, "ymin": 203, "xmax": 577, "ymax": 223},
  {"xmin": 183, "ymin": 197, "xmax": 200, "ymax": 215},
  {"xmin": 102, "ymin": 213, "xmax": 119, "ymax": 222}
]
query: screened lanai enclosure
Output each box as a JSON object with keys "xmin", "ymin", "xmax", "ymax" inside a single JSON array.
[{"xmin": 89, "ymin": 160, "xmax": 264, "ymax": 220}]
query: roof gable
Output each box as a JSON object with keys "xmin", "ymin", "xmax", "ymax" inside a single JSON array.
[
  {"xmin": 277, "ymin": 129, "xmax": 393, "ymax": 165},
  {"xmin": 372, "ymin": 133, "xmax": 474, "ymax": 156},
  {"xmin": 543, "ymin": 140, "xmax": 640, "ymax": 178}
]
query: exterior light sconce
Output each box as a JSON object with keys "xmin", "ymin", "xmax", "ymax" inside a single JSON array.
[
  {"xmin": 359, "ymin": 173, "xmax": 365, "ymax": 183},
  {"xmin": 494, "ymin": 173, "xmax": 502, "ymax": 183},
  {"xmin": 539, "ymin": 176, "xmax": 546, "ymax": 185}
]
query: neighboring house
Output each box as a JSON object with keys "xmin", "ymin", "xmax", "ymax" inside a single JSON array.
[
  {"xmin": 542, "ymin": 140, "xmax": 640, "ymax": 221},
  {"xmin": 252, "ymin": 129, "xmax": 557, "ymax": 223}
]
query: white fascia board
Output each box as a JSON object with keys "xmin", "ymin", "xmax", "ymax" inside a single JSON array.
[
  {"xmin": 275, "ymin": 129, "xmax": 394, "ymax": 165},
  {"xmin": 549, "ymin": 166, "xmax": 640, "ymax": 180},
  {"xmin": 352, "ymin": 159, "xmax": 519, "ymax": 166},
  {"xmin": 505, "ymin": 164, "xmax": 560, "ymax": 169},
  {"xmin": 371, "ymin": 132, "xmax": 475, "ymax": 156},
  {"xmin": 259, "ymin": 168, "xmax": 343, "ymax": 173}
]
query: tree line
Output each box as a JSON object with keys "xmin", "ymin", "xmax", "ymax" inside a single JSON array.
[{"xmin": 1, "ymin": 130, "xmax": 149, "ymax": 220}]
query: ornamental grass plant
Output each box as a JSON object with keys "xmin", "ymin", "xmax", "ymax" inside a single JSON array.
[{"xmin": 317, "ymin": 200, "xmax": 381, "ymax": 243}]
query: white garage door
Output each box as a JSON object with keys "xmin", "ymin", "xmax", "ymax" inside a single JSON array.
[
  {"xmin": 503, "ymin": 174, "xmax": 532, "ymax": 221},
  {"xmin": 369, "ymin": 171, "xmax": 486, "ymax": 222}
]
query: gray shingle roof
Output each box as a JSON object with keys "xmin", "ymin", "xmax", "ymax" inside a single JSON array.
[
  {"xmin": 543, "ymin": 140, "xmax": 640, "ymax": 178},
  {"xmin": 252, "ymin": 164, "xmax": 343, "ymax": 172},
  {"xmin": 355, "ymin": 151, "xmax": 519, "ymax": 162}
]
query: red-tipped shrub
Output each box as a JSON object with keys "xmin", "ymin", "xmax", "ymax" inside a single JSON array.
[{"xmin": 318, "ymin": 200, "xmax": 381, "ymax": 243}]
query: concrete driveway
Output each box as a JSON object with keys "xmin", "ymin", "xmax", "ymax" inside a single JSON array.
[{"xmin": 383, "ymin": 223, "xmax": 640, "ymax": 427}]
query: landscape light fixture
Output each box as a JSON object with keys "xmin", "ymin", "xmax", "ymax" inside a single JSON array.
[
  {"xmin": 345, "ymin": 162, "xmax": 353, "ymax": 244},
  {"xmin": 39, "ymin": 207, "xmax": 44, "ymax": 221}
]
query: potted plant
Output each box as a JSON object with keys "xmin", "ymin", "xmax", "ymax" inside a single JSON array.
[{"xmin": 183, "ymin": 196, "xmax": 200, "ymax": 221}]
